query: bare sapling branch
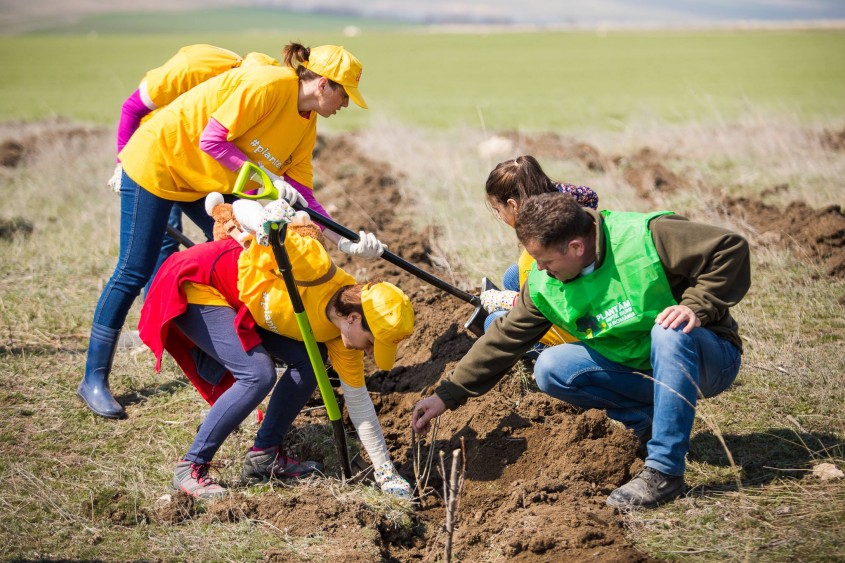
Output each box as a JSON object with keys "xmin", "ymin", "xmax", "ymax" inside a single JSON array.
[
  {"xmin": 411, "ymin": 417, "xmax": 440, "ymax": 502},
  {"xmin": 435, "ymin": 446, "xmax": 465, "ymax": 563}
]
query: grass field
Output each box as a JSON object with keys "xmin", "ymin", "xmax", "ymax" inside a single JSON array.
[
  {"xmin": 0, "ymin": 24, "xmax": 843, "ymax": 130},
  {"xmin": 1, "ymin": 14, "xmax": 844, "ymax": 561}
]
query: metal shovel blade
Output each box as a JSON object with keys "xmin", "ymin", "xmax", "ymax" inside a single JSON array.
[{"xmin": 463, "ymin": 277, "xmax": 499, "ymax": 337}]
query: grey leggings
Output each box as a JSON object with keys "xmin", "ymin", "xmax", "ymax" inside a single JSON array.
[{"xmin": 173, "ymin": 304, "xmax": 321, "ymax": 463}]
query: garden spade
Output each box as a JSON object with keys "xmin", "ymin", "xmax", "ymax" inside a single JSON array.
[
  {"xmin": 233, "ymin": 162, "xmax": 490, "ymax": 336},
  {"xmin": 267, "ymin": 223, "xmax": 353, "ymax": 479}
]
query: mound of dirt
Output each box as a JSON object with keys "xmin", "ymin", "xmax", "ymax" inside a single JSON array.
[
  {"xmin": 723, "ymin": 197, "xmax": 845, "ymax": 278},
  {"xmin": 499, "ymin": 130, "xmax": 612, "ymax": 172},
  {"xmin": 296, "ymin": 134, "xmax": 656, "ymax": 561},
  {"xmin": 0, "ymin": 117, "xmax": 105, "ymax": 167},
  {"xmin": 820, "ymin": 127, "xmax": 845, "ymax": 152},
  {"xmin": 620, "ymin": 148, "xmax": 692, "ymax": 200}
]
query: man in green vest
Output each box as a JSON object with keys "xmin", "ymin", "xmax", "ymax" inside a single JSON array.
[{"xmin": 412, "ymin": 192, "xmax": 751, "ymax": 509}]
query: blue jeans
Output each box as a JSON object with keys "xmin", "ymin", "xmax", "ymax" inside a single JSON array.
[
  {"xmin": 502, "ymin": 263, "xmax": 520, "ymax": 292},
  {"xmin": 92, "ymin": 171, "xmax": 216, "ymax": 330},
  {"xmin": 174, "ymin": 305, "xmax": 320, "ymax": 463},
  {"xmin": 532, "ymin": 324, "xmax": 741, "ymax": 476},
  {"xmin": 143, "ymin": 206, "xmax": 186, "ymax": 299}
]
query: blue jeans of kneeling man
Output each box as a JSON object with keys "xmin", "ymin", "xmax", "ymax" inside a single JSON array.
[{"xmin": 532, "ymin": 323, "xmax": 741, "ymax": 476}]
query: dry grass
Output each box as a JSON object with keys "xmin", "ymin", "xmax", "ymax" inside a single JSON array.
[{"xmin": 1, "ymin": 112, "xmax": 844, "ymax": 560}]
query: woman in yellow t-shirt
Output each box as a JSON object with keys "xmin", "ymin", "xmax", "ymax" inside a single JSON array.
[
  {"xmin": 80, "ymin": 42, "xmax": 383, "ymax": 420},
  {"xmin": 138, "ymin": 198, "xmax": 415, "ymax": 500},
  {"xmin": 107, "ymin": 44, "xmax": 279, "ymax": 289},
  {"xmin": 479, "ymin": 155, "xmax": 599, "ymax": 360}
]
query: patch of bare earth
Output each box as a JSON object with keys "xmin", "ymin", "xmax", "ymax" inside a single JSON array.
[{"xmin": 722, "ymin": 197, "xmax": 845, "ymax": 278}]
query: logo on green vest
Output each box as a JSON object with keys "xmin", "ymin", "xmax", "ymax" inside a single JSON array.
[
  {"xmin": 575, "ymin": 299, "xmax": 635, "ymax": 338},
  {"xmin": 575, "ymin": 315, "xmax": 606, "ymax": 338}
]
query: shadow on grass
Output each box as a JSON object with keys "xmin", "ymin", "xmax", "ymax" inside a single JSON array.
[
  {"xmin": 116, "ymin": 378, "xmax": 191, "ymax": 408},
  {"xmin": 689, "ymin": 427, "xmax": 844, "ymax": 488}
]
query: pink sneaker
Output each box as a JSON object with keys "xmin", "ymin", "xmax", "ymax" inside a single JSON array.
[
  {"xmin": 172, "ymin": 460, "xmax": 226, "ymax": 500},
  {"xmin": 240, "ymin": 447, "xmax": 322, "ymax": 485}
]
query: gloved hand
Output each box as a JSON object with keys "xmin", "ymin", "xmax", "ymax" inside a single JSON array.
[
  {"xmin": 257, "ymin": 198, "xmax": 296, "ymax": 246},
  {"xmin": 374, "ymin": 461, "xmax": 412, "ymax": 500},
  {"xmin": 258, "ymin": 163, "xmax": 308, "ymax": 208},
  {"xmin": 480, "ymin": 289, "xmax": 519, "ymax": 314},
  {"xmin": 337, "ymin": 231, "xmax": 386, "ymax": 260},
  {"xmin": 107, "ymin": 163, "xmax": 122, "ymax": 193}
]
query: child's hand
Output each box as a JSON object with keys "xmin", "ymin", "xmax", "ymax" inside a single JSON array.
[
  {"xmin": 480, "ymin": 289, "xmax": 519, "ymax": 314},
  {"xmin": 258, "ymin": 198, "xmax": 296, "ymax": 245}
]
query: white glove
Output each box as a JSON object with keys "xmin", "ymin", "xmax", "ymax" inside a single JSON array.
[
  {"xmin": 337, "ymin": 231, "xmax": 386, "ymax": 260},
  {"xmin": 257, "ymin": 198, "xmax": 296, "ymax": 246},
  {"xmin": 480, "ymin": 289, "xmax": 519, "ymax": 314},
  {"xmin": 205, "ymin": 192, "xmax": 225, "ymax": 216},
  {"xmin": 232, "ymin": 199, "xmax": 264, "ymax": 235},
  {"xmin": 108, "ymin": 163, "xmax": 122, "ymax": 193},
  {"xmin": 258, "ymin": 163, "xmax": 308, "ymax": 208},
  {"xmin": 374, "ymin": 461, "xmax": 412, "ymax": 500}
]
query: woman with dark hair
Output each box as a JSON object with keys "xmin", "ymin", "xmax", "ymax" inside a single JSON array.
[{"xmin": 480, "ymin": 155, "xmax": 599, "ymax": 358}]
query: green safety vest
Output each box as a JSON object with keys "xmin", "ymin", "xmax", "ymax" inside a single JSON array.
[{"xmin": 528, "ymin": 210, "xmax": 676, "ymax": 370}]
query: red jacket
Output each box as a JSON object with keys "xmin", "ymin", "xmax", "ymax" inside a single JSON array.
[{"xmin": 138, "ymin": 238, "xmax": 262, "ymax": 404}]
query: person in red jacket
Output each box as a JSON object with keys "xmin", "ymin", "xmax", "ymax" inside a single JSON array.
[{"xmin": 140, "ymin": 199, "xmax": 415, "ymax": 500}]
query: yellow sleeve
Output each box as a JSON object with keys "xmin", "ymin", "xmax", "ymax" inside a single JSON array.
[
  {"xmin": 517, "ymin": 249, "xmax": 534, "ymax": 288},
  {"xmin": 283, "ymin": 228, "xmax": 332, "ymax": 281},
  {"xmin": 326, "ymin": 338, "xmax": 365, "ymax": 388}
]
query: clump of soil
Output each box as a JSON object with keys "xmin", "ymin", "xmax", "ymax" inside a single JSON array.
[
  {"xmin": 820, "ymin": 127, "xmax": 845, "ymax": 152},
  {"xmin": 206, "ymin": 488, "xmax": 419, "ymax": 561},
  {"xmin": 0, "ymin": 139, "xmax": 25, "ymax": 167},
  {"xmin": 499, "ymin": 130, "xmax": 612, "ymax": 172},
  {"xmin": 723, "ymin": 197, "xmax": 845, "ymax": 278},
  {"xmin": 155, "ymin": 491, "xmax": 204, "ymax": 524},
  {"xmin": 0, "ymin": 216, "xmax": 34, "ymax": 240},
  {"xmin": 620, "ymin": 147, "xmax": 692, "ymax": 200}
]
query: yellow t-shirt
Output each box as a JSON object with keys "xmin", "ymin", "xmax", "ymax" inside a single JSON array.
[
  {"xmin": 517, "ymin": 249, "xmax": 578, "ymax": 346},
  {"xmin": 144, "ymin": 44, "xmax": 243, "ymax": 108},
  {"xmin": 237, "ymin": 231, "xmax": 366, "ymax": 387},
  {"xmin": 240, "ymin": 51, "xmax": 280, "ymax": 68},
  {"xmin": 182, "ymin": 282, "xmax": 230, "ymax": 307},
  {"xmin": 121, "ymin": 65, "xmax": 317, "ymax": 202}
]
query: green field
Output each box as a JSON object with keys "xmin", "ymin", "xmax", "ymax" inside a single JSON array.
[
  {"xmin": 1, "ymin": 11, "xmax": 845, "ymax": 561},
  {"xmin": 0, "ymin": 16, "xmax": 843, "ymax": 131}
]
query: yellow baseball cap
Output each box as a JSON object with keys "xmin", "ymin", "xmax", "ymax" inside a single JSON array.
[
  {"xmin": 362, "ymin": 282, "xmax": 414, "ymax": 371},
  {"xmin": 302, "ymin": 45, "xmax": 368, "ymax": 109}
]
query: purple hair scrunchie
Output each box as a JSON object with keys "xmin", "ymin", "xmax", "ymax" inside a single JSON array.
[{"xmin": 557, "ymin": 183, "xmax": 599, "ymax": 209}]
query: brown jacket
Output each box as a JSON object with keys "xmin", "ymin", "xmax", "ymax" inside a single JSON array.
[{"xmin": 436, "ymin": 210, "xmax": 751, "ymax": 410}]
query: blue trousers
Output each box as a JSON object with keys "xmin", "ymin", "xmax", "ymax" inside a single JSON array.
[
  {"xmin": 92, "ymin": 171, "xmax": 216, "ymax": 330},
  {"xmin": 533, "ymin": 324, "xmax": 741, "ymax": 476},
  {"xmin": 173, "ymin": 305, "xmax": 320, "ymax": 464},
  {"xmin": 143, "ymin": 206, "xmax": 186, "ymax": 298}
]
